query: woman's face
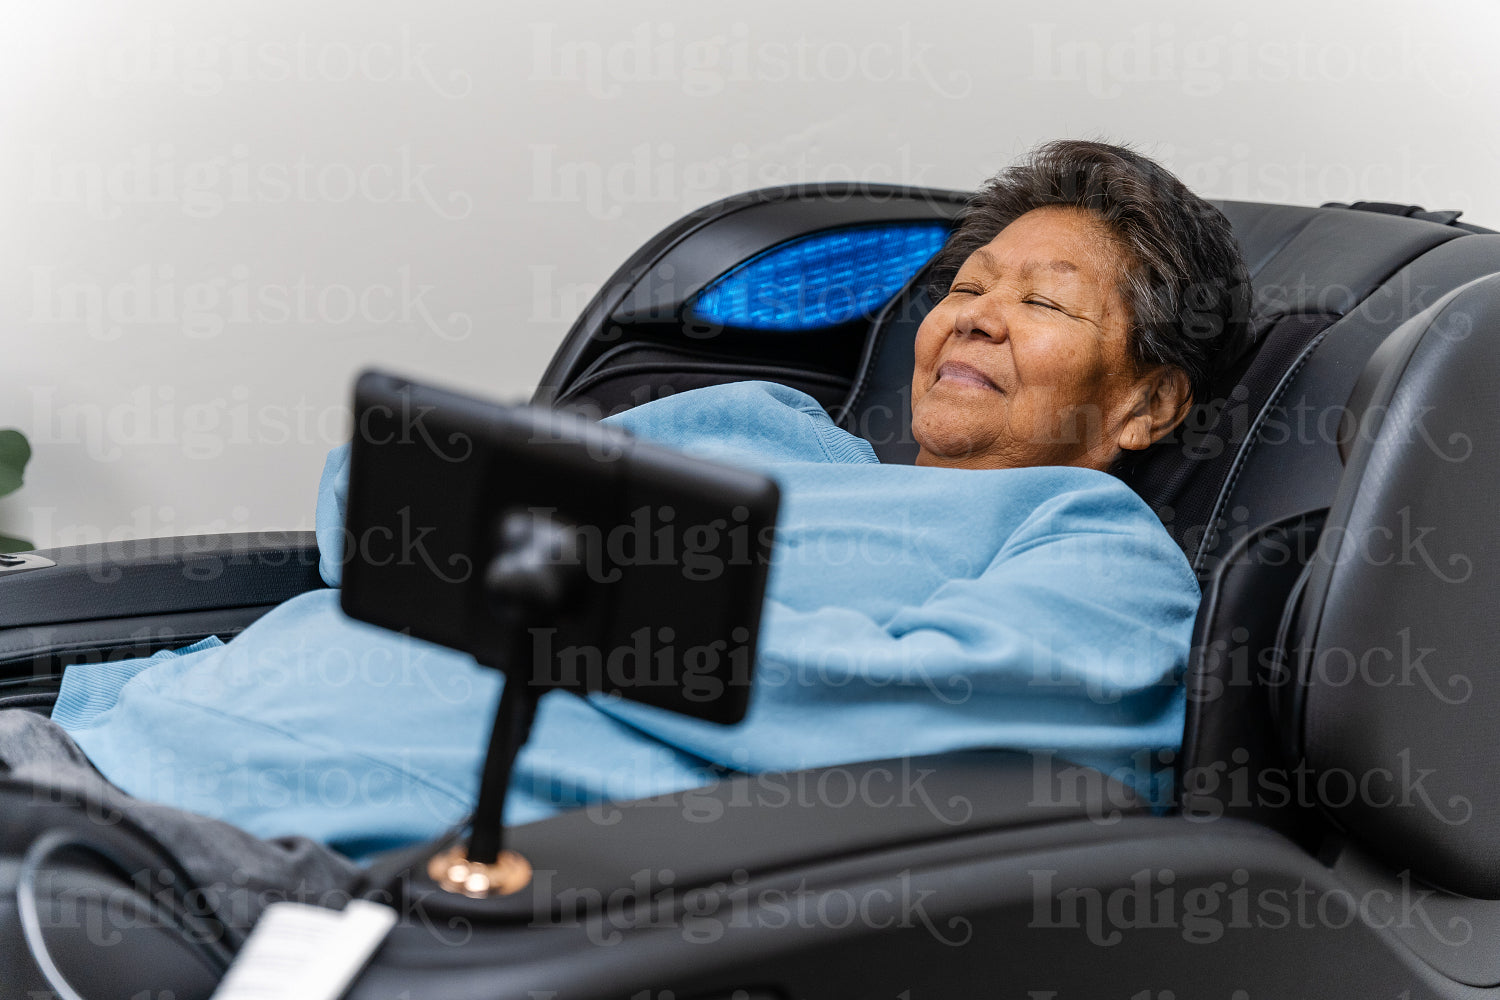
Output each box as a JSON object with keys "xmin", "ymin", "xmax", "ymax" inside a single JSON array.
[{"xmin": 910, "ymin": 205, "xmax": 1178, "ymax": 471}]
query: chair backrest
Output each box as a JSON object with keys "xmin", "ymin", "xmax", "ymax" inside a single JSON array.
[
  {"xmin": 1277, "ymin": 270, "xmax": 1500, "ymax": 898},
  {"xmin": 539, "ymin": 186, "xmax": 1500, "ymax": 863},
  {"xmin": 1168, "ymin": 209, "xmax": 1500, "ymax": 841}
]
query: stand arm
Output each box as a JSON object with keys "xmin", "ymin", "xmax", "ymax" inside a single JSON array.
[
  {"xmin": 430, "ymin": 510, "xmax": 581, "ymax": 895},
  {"xmin": 467, "ymin": 678, "xmax": 540, "ymax": 864}
]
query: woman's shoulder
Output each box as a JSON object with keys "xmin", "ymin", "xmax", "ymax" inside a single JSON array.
[
  {"xmin": 993, "ymin": 464, "xmax": 1159, "ymax": 520},
  {"xmin": 604, "ymin": 381, "xmax": 876, "ymax": 466},
  {"xmin": 993, "ymin": 465, "xmax": 1192, "ymax": 571}
]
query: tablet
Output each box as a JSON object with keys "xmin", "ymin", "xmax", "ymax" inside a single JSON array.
[{"xmin": 340, "ymin": 370, "xmax": 779, "ymax": 725}]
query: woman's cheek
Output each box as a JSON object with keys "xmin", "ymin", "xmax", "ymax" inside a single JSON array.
[{"xmin": 911, "ymin": 325, "xmax": 939, "ymax": 376}]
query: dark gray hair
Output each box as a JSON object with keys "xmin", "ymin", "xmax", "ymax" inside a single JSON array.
[{"xmin": 927, "ymin": 139, "xmax": 1252, "ymax": 407}]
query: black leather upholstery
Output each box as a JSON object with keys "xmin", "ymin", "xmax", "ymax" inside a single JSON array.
[
  {"xmin": 5, "ymin": 188, "xmax": 1500, "ymax": 997},
  {"xmin": 1284, "ymin": 274, "xmax": 1500, "ymax": 898},
  {"xmin": 835, "ymin": 275, "xmax": 931, "ymax": 463},
  {"xmin": 1194, "ymin": 234, "xmax": 1500, "ymax": 573},
  {"xmin": 361, "ymin": 752, "xmax": 1145, "ymax": 925},
  {"xmin": 349, "ymin": 813, "xmax": 1464, "ymax": 1000},
  {"xmin": 1179, "ymin": 508, "xmax": 1327, "ymax": 844},
  {"xmin": 0, "ymin": 533, "xmax": 324, "ymax": 685},
  {"xmin": 0, "ymin": 533, "xmax": 323, "ymax": 630}
]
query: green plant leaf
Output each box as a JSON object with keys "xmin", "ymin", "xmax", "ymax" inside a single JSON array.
[
  {"xmin": 0, "ymin": 430, "xmax": 30, "ymax": 499},
  {"xmin": 0, "ymin": 532, "xmax": 33, "ymax": 554}
]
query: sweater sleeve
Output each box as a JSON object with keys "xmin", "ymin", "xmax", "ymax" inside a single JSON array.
[{"xmin": 585, "ymin": 476, "xmax": 1198, "ymax": 782}]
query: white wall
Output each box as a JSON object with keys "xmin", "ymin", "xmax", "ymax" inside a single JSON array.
[{"xmin": 2, "ymin": 0, "xmax": 1496, "ymax": 548}]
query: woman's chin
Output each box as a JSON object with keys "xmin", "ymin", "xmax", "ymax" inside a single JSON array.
[{"xmin": 911, "ymin": 416, "xmax": 990, "ymax": 465}]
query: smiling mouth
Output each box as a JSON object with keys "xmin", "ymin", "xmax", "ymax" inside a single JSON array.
[{"xmin": 935, "ymin": 360, "xmax": 1000, "ymax": 392}]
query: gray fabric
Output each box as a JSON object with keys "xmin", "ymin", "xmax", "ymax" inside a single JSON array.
[{"xmin": 0, "ymin": 708, "xmax": 360, "ymax": 931}]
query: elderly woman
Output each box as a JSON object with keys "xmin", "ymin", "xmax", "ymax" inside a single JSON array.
[{"xmin": 41, "ymin": 140, "xmax": 1248, "ymax": 860}]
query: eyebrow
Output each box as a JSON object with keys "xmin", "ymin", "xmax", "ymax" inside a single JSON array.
[{"xmin": 968, "ymin": 248, "xmax": 1080, "ymax": 278}]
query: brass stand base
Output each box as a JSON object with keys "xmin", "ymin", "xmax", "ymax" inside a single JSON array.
[{"xmin": 427, "ymin": 845, "xmax": 533, "ymax": 897}]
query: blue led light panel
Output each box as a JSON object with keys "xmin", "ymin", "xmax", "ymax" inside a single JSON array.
[{"xmin": 694, "ymin": 224, "xmax": 949, "ymax": 331}]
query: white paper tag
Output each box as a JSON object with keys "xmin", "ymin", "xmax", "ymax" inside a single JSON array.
[{"xmin": 210, "ymin": 899, "xmax": 398, "ymax": 1000}]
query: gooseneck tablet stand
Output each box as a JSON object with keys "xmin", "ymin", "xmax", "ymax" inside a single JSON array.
[
  {"xmin": 339, "ymin": 371, "xmax": 780, "ymax": 900},
  {"xmin": 427, "ymin": 512, "xmax": 582, "ymax": 897}
]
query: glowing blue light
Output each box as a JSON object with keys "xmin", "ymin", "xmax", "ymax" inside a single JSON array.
[{"xmin": 692, "ymin": 223, "xmax": 949, "ymax": 331}]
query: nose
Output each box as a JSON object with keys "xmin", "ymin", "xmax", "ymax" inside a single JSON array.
[{"xmin": 953, "ymin": 294, "xmax": 1008, "ymax": 342}]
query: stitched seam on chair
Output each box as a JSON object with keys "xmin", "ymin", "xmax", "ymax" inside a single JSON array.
[
  {"xmin": 846, "ymin": 314, "xmax": 893, "ymax": 417},
  {"xmin": 1187, "ymin": 565, "xmax": 1239, "ymax": 773},
  {"xmin": 1191, "ymin": 321, "xmax": 1334, "ymax": 573},
  {"xmin": 846, "ymin": 295, "xmax": 908, "ymax": 418},
  {"xmin": 842, "ymin": 269, "xmax": 931, "ymax": 423},
  {"xmin": 1179, "ymin": 547, "xmax": 1228, "ymax": 769},
  {"xmin": 1245, "ymin": 213, "xmax": 1317, "ymax": 282}
]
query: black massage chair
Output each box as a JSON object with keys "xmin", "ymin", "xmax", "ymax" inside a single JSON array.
[{"xmin": 2, "ymin": 184, "xmax": 1499, "ymax": 998}]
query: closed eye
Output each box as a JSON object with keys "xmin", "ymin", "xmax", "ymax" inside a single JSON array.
[{"xmin": 1025, "ymin": 298, "xmax": 1065, "ymax": 312}]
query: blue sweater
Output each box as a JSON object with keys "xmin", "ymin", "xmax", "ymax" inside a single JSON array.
[{"xmin": 53, "ymin": 381, "xmax": 1198, "ymax": 859}]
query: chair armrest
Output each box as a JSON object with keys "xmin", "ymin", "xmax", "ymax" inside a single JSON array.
[{"xmin": 0, "ymin": 532, "xmax": 326, "ymax": 629}]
